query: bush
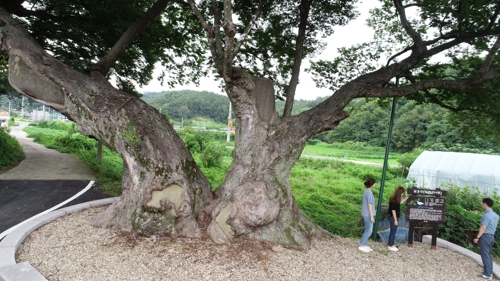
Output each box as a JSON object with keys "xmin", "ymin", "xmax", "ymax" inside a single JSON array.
[
  {"xmin": 0, "ymin": 128, "xmax": 25, "ymax": 170},
  {"xmin": 396, "ymin": 148, "xmax": 423, "ymax": 173},
  {"xmin": 307, "ymin": 139, "xmax": 320, "ymax": 145},
  {"xmin": 440, "ymin": 184, "xmax": 500, "ymax": 258},
  {"xmin": 438, "ymin": 204, "xmax": 479, "ymax": 249},
  {"xmin": 200, "ymin": 143, "xmax": 227, "ymax": 168},
  {"xmin": 443, "ymin": 184, "xmax": 500, "ymax": 212},
  {"xmin": 24, "ymin": 122, "xmax": 124, "ymax": 196}
]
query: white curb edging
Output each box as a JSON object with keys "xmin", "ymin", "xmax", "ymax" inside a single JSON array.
[
  {"xmin": 0, "ymin": 181, "xmax": 96, "ymax": 241},
  {"xmin": 0, "ymin": 197, "xmax": 117, "ymax": 281}
]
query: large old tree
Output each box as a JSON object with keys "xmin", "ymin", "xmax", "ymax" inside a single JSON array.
[{"xmin": 1, "ymin": 0, "xmax": 499, "ymax": 247}]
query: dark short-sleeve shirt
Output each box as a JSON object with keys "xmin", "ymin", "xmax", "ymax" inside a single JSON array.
[{"xmin": 388, "ymin": 202, "xmax": 400, "ymax": 218}]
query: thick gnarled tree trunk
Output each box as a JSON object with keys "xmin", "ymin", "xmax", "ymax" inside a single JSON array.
[
  {"xmin": 206, "ymin": 74, "xmax": 331, "ymax": 247},
  {"xmin": 3, "ymin": 12, "xmax": 214, "ymax": 239}
]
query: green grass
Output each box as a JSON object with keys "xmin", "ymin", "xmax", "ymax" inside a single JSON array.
[
  {"xmin": 0, "ymin": 128, "xmax": 25, "ymax": 170},
  {"xmin": 24, "ymin": 122, "xmax": 124, "ymax": 196},
  {"xmin": 20, "ymin": 121, "xmax": 405, "ymax": 237},
  {"xmin": 303, "ymin": 142, "xmax": 400, "ymax": 165},
  {"xmin": 8, "ymin": 120, "xmax": 500, "ymax": 258},
  {"xmin": 290, "ymin": 157, "xmax": 405, "ymax": 237}
]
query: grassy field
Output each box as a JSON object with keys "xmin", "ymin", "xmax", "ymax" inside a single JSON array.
[
  {"xmin": 17, "ymin": 120, "xmax": 500, "ymax": 259},
  {"xmin": 22, "ymin": 121, "xmax": 406, "ymax": 238},
  {"xmin": 303, "ymin": 142, "xmax": 399, "ymax": 165}
]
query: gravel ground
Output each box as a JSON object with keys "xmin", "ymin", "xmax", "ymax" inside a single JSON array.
[{"xmin": 16, "ymin": 206, "xmax": 496, "ymax": 281}]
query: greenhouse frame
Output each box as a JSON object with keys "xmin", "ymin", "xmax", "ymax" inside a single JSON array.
[{"xmin": 407, "ymin": 151, "xmax": 500, "ymax": 193}]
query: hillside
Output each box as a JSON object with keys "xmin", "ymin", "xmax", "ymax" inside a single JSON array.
[
  {"xmin": 140, "ymin": 90, "xmax": 500, "ymax": 154},
  {"xmin": 141, "ymin": 90, "xmax": 327, "ymax": 123},
  {"xmin": 141, "ymin": 90, "xmax": 230, "ymax": 123}
]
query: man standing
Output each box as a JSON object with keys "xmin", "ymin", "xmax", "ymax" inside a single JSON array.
[{"xmin": 474, "ymin": 198, "xmax": 499, "ymax": 280}]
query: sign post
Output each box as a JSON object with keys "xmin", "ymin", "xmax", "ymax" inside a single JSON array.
[{"xmin": 406, "ymin": 188, "xmax": 447, "ymax": 249}]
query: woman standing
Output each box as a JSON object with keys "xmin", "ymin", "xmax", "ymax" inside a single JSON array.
[
  {"xmin": 359, "ymin": 177, "xmax": 376, "ymax": 252},
  {"xmin": 387, "ymin": 186, "xmax": 410, "ymax": 251}
]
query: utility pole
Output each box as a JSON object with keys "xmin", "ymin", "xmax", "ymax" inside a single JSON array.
[
  {"xmin": 21, "ymin": 96, "xmax": 24, "ymax": 119},
  {"xmin": 227, "ymin": 102, "xmax": 232, "ymax": 143}
]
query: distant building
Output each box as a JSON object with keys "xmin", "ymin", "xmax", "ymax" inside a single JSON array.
[
  {"xmin": 31, "ymin": 110, "xmax": 50, "ymax": 121},
  {"xmin": 0, "ymin": 110, "xmax": 9, "ymax": 128}
]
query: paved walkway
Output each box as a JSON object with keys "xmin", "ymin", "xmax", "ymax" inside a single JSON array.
[
  {"xmin": 0, "ymin": 122, "xmax": 112, "ymax": 281},
  {"xmin": 0, "ymin": 122, "xmax": 97, "ymax": 180}
]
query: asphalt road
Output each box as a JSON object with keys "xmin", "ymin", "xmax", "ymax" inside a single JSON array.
[
  {"xmin": 0, "ymin": 122, "xmax": 111, "ymax": 234},
  {"xmin": 0, "ymin": 180, "xmax": 110, "ymax": 234}
]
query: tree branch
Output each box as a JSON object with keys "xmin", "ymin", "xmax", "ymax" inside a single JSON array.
[
  {"xmin": 404, "ymin": 74, "xmax": 461, "ymax": 112},
  {"xmin": 393, "ymin": 0, "xmax": 424, "ymax": 50},
  {"xmin": 386, "ymin": 46, "xmax": 413, "ymax": 67},
  {"xmin": 211, "ymin": 0, "xmax": 224, "ymax": 70},
  {"xmin": 367, "ymin": 70, "xmax": 500, "ymax": 98},
  {"xmin": 89, "ymin": 0, "xmax": 171, "ymax": 76},
  {"xmin": 186, "ymin": 0, "xmax": 221, "ymax": 67},
  {"xmin": 479, "ymin": 36, "xmax": 500, "ymax": 74},
  {"xmin": 222, "ymin": 0, "xmax": 236, "ymax": 80},
  {"xmin": 282, "ymin": 0, "xmax": 311, "ymax": 118},
  {"xmin": 403, "ymin": 3, "xmax": 420, "ymax": 9},
  {"xmin": 424, "ymin": 28, "xmax": 500, "ymax": 58},
  {"xmin": 234, "ymin": 1, "xmax": 267, "ymax": 55}
]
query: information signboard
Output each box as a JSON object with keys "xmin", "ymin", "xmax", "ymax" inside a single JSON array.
[
  {"xmin": 405, "ymin": 190, "xmax": 447, "ymax": 223},
  {"xmin": 405, "ymin": 188, "xmax": 447, "ymax": 249},
  {"xmin": 407, "ymin": 188, "xmax": 447, "ymax": 197}
]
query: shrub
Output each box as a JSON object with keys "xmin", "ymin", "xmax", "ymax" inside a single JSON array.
[
  {"xmin": 24, "ymin": 122, "xmax": 124, "ymax": 196},
  {"xmin": 396, "ymin": 148, "xmax": 423, "ymax": 173},
  {"xmin": 438, "ymin": 204, "xmax": 479, "ymax": 249},
  {"xmin": 0, "ymin": 128, "xmax": 25, "ymax": 170},
  {"xmin": 200, "ymin": 143, "xmax": 227, "ymax": 168},
  {"xmin": 307, "ymin": 139, "xmax": 320, "ymax": 145},
  {"xmin": 442, "ymin": 183, "xmax": 500, "ymax": 212}
]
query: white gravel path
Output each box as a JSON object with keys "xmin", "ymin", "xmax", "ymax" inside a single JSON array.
[{"xmin": 16, "ymin": 206, "xmax": 494, "ymax": 281}]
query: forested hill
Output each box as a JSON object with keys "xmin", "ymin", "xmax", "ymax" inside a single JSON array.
[
  {"xmin": 141, "ymin": 90, "xmax": 499, "ymax": 155},
  {"xmin": 141, "ymin": 90, "xmax": 229, "ymax": 124},
  {"xmin": 141, "ymin": 90, "xmax": 326, "ymax": 123}
]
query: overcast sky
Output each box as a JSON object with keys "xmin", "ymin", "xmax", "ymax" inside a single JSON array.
[{"xmin": 139, "ymin": 1, "xmax": 380, "ymax": 101}]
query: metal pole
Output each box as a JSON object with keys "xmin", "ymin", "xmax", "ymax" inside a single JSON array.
[
  {"xmin": 372, "ymin": 77, "xmax": 399, "ymax": 241},
  {"xmin": 227, "ymin": 102, "xmax": 232, "ymax": 143},
  {"xmin": 21, "ymin": 96, "xmax": 24, "ymax": 119}
]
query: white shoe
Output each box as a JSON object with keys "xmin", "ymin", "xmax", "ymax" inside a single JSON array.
[
  {"xmin": 358, "ymin": 246, "xmax": 372, "ymax": 252},
  {"xmin": 388, "ymin": 246, "xmax": 399, "ymax": 252}
]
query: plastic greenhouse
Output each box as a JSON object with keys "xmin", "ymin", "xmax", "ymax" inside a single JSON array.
[{"xmin": 407, "ymin": 151, "xmax": 500, "ymax": 193}]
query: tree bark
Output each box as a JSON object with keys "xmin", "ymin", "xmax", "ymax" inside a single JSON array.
[
  {"xmin": 206, "ymin": 73, "xmax": 331, "ymax": 247},
  {"xmin": 1, "ymin": 8, "xmax": 214, "ymax": 238}
]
